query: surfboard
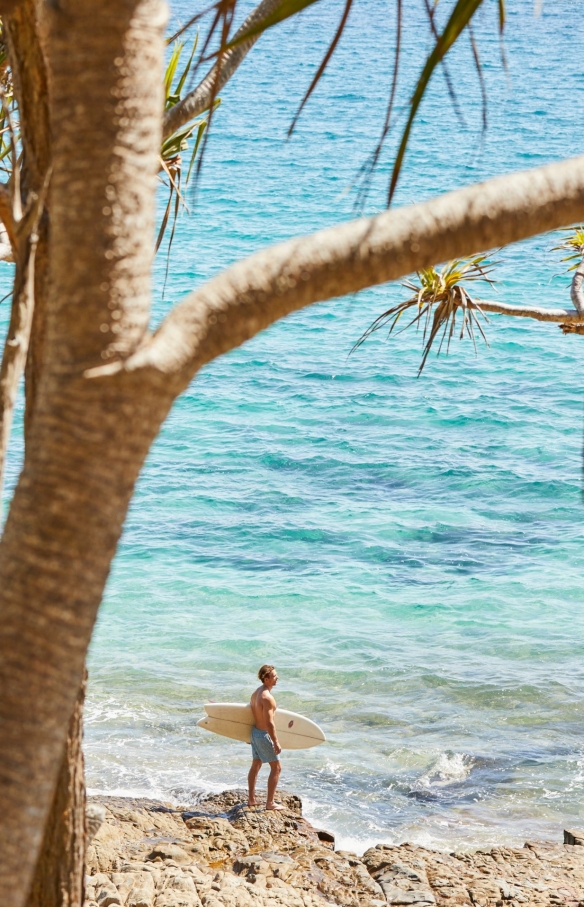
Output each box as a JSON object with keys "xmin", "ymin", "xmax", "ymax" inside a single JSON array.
[{"xmin": 196, "ymin": 702, "xmax": 325, "ymax": 750}]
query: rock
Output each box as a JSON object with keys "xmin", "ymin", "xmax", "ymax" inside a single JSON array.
[
  {"xmin": 87, "ymin": 805, "xmax": 108, "ymax": 844},
  {"xmin": 155, "ymin": 896, "xmax": 201, "ymax": 907},
  {"xmin": 95, "ymin": 876, "xmax": 122, "ymax": 907},
  {"xmin": 127, "ymin": 871, "xmax": 155, "ymax": 907},
  {"xmin": 111, "ymin": 872, "xmax": 139, "ymax": 905},
  {"xmin": 85, "ymin": 792, "xmax": 584, "ymax": 907},
  {"xmin": 564, "ymin": 830, "xmax": 584, "ymax": 846},
  {"xmin": 315, "ymin": 829, "xmax": 335, "ymax": 846},
  {"xmin": 147, "ymin": 844, "xmax": 193, "ymax": 865},
  {"xmin": 379, "ymin": 887, "xmax": 436, "ymax": 905}
]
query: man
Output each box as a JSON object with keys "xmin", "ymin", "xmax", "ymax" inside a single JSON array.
[{"xmin": 248, "ymin": 664, "xmax": 283, "ymax": 810}]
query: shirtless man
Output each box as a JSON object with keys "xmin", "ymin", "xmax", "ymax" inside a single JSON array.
[{"xmin": 248, "ymin": 664, "xmax": 283, "ymax": 810}]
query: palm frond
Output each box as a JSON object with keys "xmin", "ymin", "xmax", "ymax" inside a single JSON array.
[
  {"xmin": 157, "ymin": 41, "xmax": 215, "ymax": 279},
  {"xmin": 287, "ymin": 0, "xmax": 353, "ymax": 137},
  {"xmin": 552, "ymin": 226, "xmax": 584, "ymax": 271},
  {"xmin": 352, "ymin": 255, "xmax": 498, "ymax": 375},
  {"xmin": 221, "ymin": 0, "xmax": 321, "ymax": 51},
  {"xmin": 387, "ymin": 0, "xmax": 493, "ymax": 205}
]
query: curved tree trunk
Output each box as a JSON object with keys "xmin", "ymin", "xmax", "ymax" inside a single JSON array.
[
  {"xmin": 0, "ymin": 3, "xmax": 171, "ymax": 905},
  {"xmin": 26, "ymin": 673, "xmax": 87, "ymax": 907}
]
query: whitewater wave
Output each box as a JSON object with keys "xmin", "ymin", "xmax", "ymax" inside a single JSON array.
[{"xmin": 413, "ymin": 753, "xmax": 474, "ymax": 791}]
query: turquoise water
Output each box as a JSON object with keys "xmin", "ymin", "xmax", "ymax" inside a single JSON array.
[{"xmin": 4, "ymin": 1, "xmax": 584, "ymax": 853}]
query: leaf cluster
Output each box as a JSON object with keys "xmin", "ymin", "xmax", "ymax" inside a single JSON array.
[
  {"xmin": 353, "ymin": 256, "xmax": 496, "ymax": 373},
  {"xmin": 157, "ymin": 39, "xmax": 217, "ymax": 288},
  {"xmin": 169, "ymin": 0, "xmax": 506, "ymax": 207},
  {"xmin": 552, "ymin": 225, "xmax": 584, "ymax": 271}
]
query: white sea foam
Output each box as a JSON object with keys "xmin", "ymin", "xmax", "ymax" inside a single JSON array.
[{"xmin": 415, "ymin": 753, "xmax": 474, "ymax": 790}]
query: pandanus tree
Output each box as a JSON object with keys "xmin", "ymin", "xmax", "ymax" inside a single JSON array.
[{"xmin": 0, "ymin": 1, "xmax": 584, "ymax": 906}]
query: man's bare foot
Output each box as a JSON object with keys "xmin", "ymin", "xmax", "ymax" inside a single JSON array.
[
  {"xmin": 265, "ymin": 803, "xmax": 284, "ymax": 811},
  {"xmin": 247, "ymin": 800, "xmax": 257, "ymax": 808}
]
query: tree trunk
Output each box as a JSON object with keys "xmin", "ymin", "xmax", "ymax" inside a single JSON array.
[
  {"xmin": 24, "ymin": 215, "xmax": 49, "ymax": 441},
  {"xmin": 5, "ymin": 0, "xmax": 51, "ymax": 442},
  {"xmin": 26, "ymin": 674, "xmax": 87, "ymax": 907},
  {"xmin": 0, "ymin": 3, "xmax": 170, "ymax": 905}
]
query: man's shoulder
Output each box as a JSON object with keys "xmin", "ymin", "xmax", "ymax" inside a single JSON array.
[{"xmin": 260, "ymin": 689, "xmax": 276, "ymax": 705}]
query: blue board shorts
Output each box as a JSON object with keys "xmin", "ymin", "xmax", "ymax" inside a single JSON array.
[{"xmin": 251, "ymin": 726, "xmax": 280, "ymax": 763}]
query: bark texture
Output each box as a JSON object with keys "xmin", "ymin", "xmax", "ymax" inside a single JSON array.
[
  {"xmin": 0, "ymin": 3, "xmax": 170, "ymax": 906},
  {"xmin": 4, "ymin": 0, "xmax": 51, "ymax": 448},
  {"xmin": 24, "ymin": 213, "xmax": 49, "ymax": 440},
  {"xmin": 0, "ymin": 228, "xmax": 38, "ymax": 492},
  {"xmin": 26, "ymin": 674, "xmax": 87, "ymax": 907},
  {"xmin": 5, "ymin": 0, "xmax": 51, "ymax": 193},
  {"xmin": 475, "ymin": 298, "xmax": 584, "ymax": 323},
  {"xmin": 570, "ymin": 258, "xmax": 584, "ymax": 314}
]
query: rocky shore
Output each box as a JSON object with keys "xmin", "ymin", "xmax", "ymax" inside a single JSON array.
[{"xmin": 86, "ymin": 791, "xmax": 584, "ymax": 907}]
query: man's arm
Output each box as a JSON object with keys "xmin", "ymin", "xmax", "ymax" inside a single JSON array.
[{"xmin": 262, "ymin": 694, "xmax": 282, "ymax": 755}]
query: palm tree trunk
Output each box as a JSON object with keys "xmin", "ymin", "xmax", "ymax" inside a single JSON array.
[
  {"xmin": 25, "ymin": 673, "xmax": 87, "ymax": 907},
  {"xmin": 0, "ymin": 2, "xmax": 170, "ymax": 905}
]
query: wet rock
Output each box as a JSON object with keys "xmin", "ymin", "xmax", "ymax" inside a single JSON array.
[{"xmin": 564, "ymin": 830, "xmax": 584, "ymax": 846}]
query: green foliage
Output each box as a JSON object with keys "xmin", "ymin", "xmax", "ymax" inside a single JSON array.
[
  {"xmin": 388, "ymin": 0, "xmax": 505, "ymax": 204},
  {"xmin": 353, "ymin": 256, "xmax": 497, "ymax": 374},
  {"xmin": 164, "ymin": 36, "xmax": 197, "ymax": 109},
  {"xmin": 167, "ymin": 0, "xmax": 504, "ymax": 211},
  {"xmin": 157, "ymin": 39, "xmax": 218, "ymax": 273},
  {"xmin": 552, "ymin": 226, "xmax": 584, "ymax": 272},
  {"xmin": 161, "ymin": 37, "xmax": 208, "ymax": 169},
  {"xmin": 221, "ymin": 0, "xmax": 322, "ymax": 52}
]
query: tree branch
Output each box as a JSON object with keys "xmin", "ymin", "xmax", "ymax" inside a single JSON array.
[
  {"xmin": 0, "ymin": 232, "xmax": 37, "ymax": 494},
  {"xmin": 0, "ymin": 178, "xmax": 48, "ymax": 495},
  {"xmin": 570, "ymin": 257, "xmax": 584, "ymax": 314},
  {"xmin": 163, "ymin": 0, "xmax": 282, "ymax": 140},
  {"xmin": 89, "ymin": 154, "xmax": 584, "ymax": 390},
  {"xmin": 472, "ymin": 298, "xmax": 583, "ymax": 323},
  {"xmin": 0, "ymin": 183, "xmax": 18, "ymax": 254},
  {"xmin": 5, "ymin": 1, "xmax": 51, "ymax": 192}
]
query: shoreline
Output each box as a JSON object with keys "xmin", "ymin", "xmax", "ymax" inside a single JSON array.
[{"xmin": 85, "ymin": 790, "xmax": 584, "ymax": 907}]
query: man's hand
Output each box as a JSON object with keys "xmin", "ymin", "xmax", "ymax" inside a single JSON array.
[{"xmin": 263, "ymin": 696, "xmax": 281, "ymax": 756}]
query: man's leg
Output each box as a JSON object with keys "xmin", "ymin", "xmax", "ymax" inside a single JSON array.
[
  {"xmin": 248, "ymin": 759, "xmax": 262, "ymax": 807},
  {"xmin": 266, "ymin": 760, "xmax": 282, "ymax": 810}
]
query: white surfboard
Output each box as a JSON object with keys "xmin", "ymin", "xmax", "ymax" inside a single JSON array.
[{"xmin": 197, "ymin": 702, "xmax": 325, "ymax": 750}]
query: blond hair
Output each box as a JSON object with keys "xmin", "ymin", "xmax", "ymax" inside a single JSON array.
[{"xmin": 258, "ymin": 664, "xmax": 275, "ymax": 682}]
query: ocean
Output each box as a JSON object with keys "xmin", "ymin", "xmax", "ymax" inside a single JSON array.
[{"xmin": 3, "ymin": 0, "xmax": 584, "ymax": 855}]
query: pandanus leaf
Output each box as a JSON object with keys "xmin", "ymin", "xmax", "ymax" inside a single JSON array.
[{"xmin": 388, "ymin": 0, "xmax": 490, "ymax": 205}]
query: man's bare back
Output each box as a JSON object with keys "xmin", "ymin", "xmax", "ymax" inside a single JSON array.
[{"xmin": 248, "ymin": 665, "xmax": 283, "ymax": 810}]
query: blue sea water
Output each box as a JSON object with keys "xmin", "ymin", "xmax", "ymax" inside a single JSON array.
[{"xmin": 4, "ymin": 0, "xmax": 584, "ymax": 854}]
